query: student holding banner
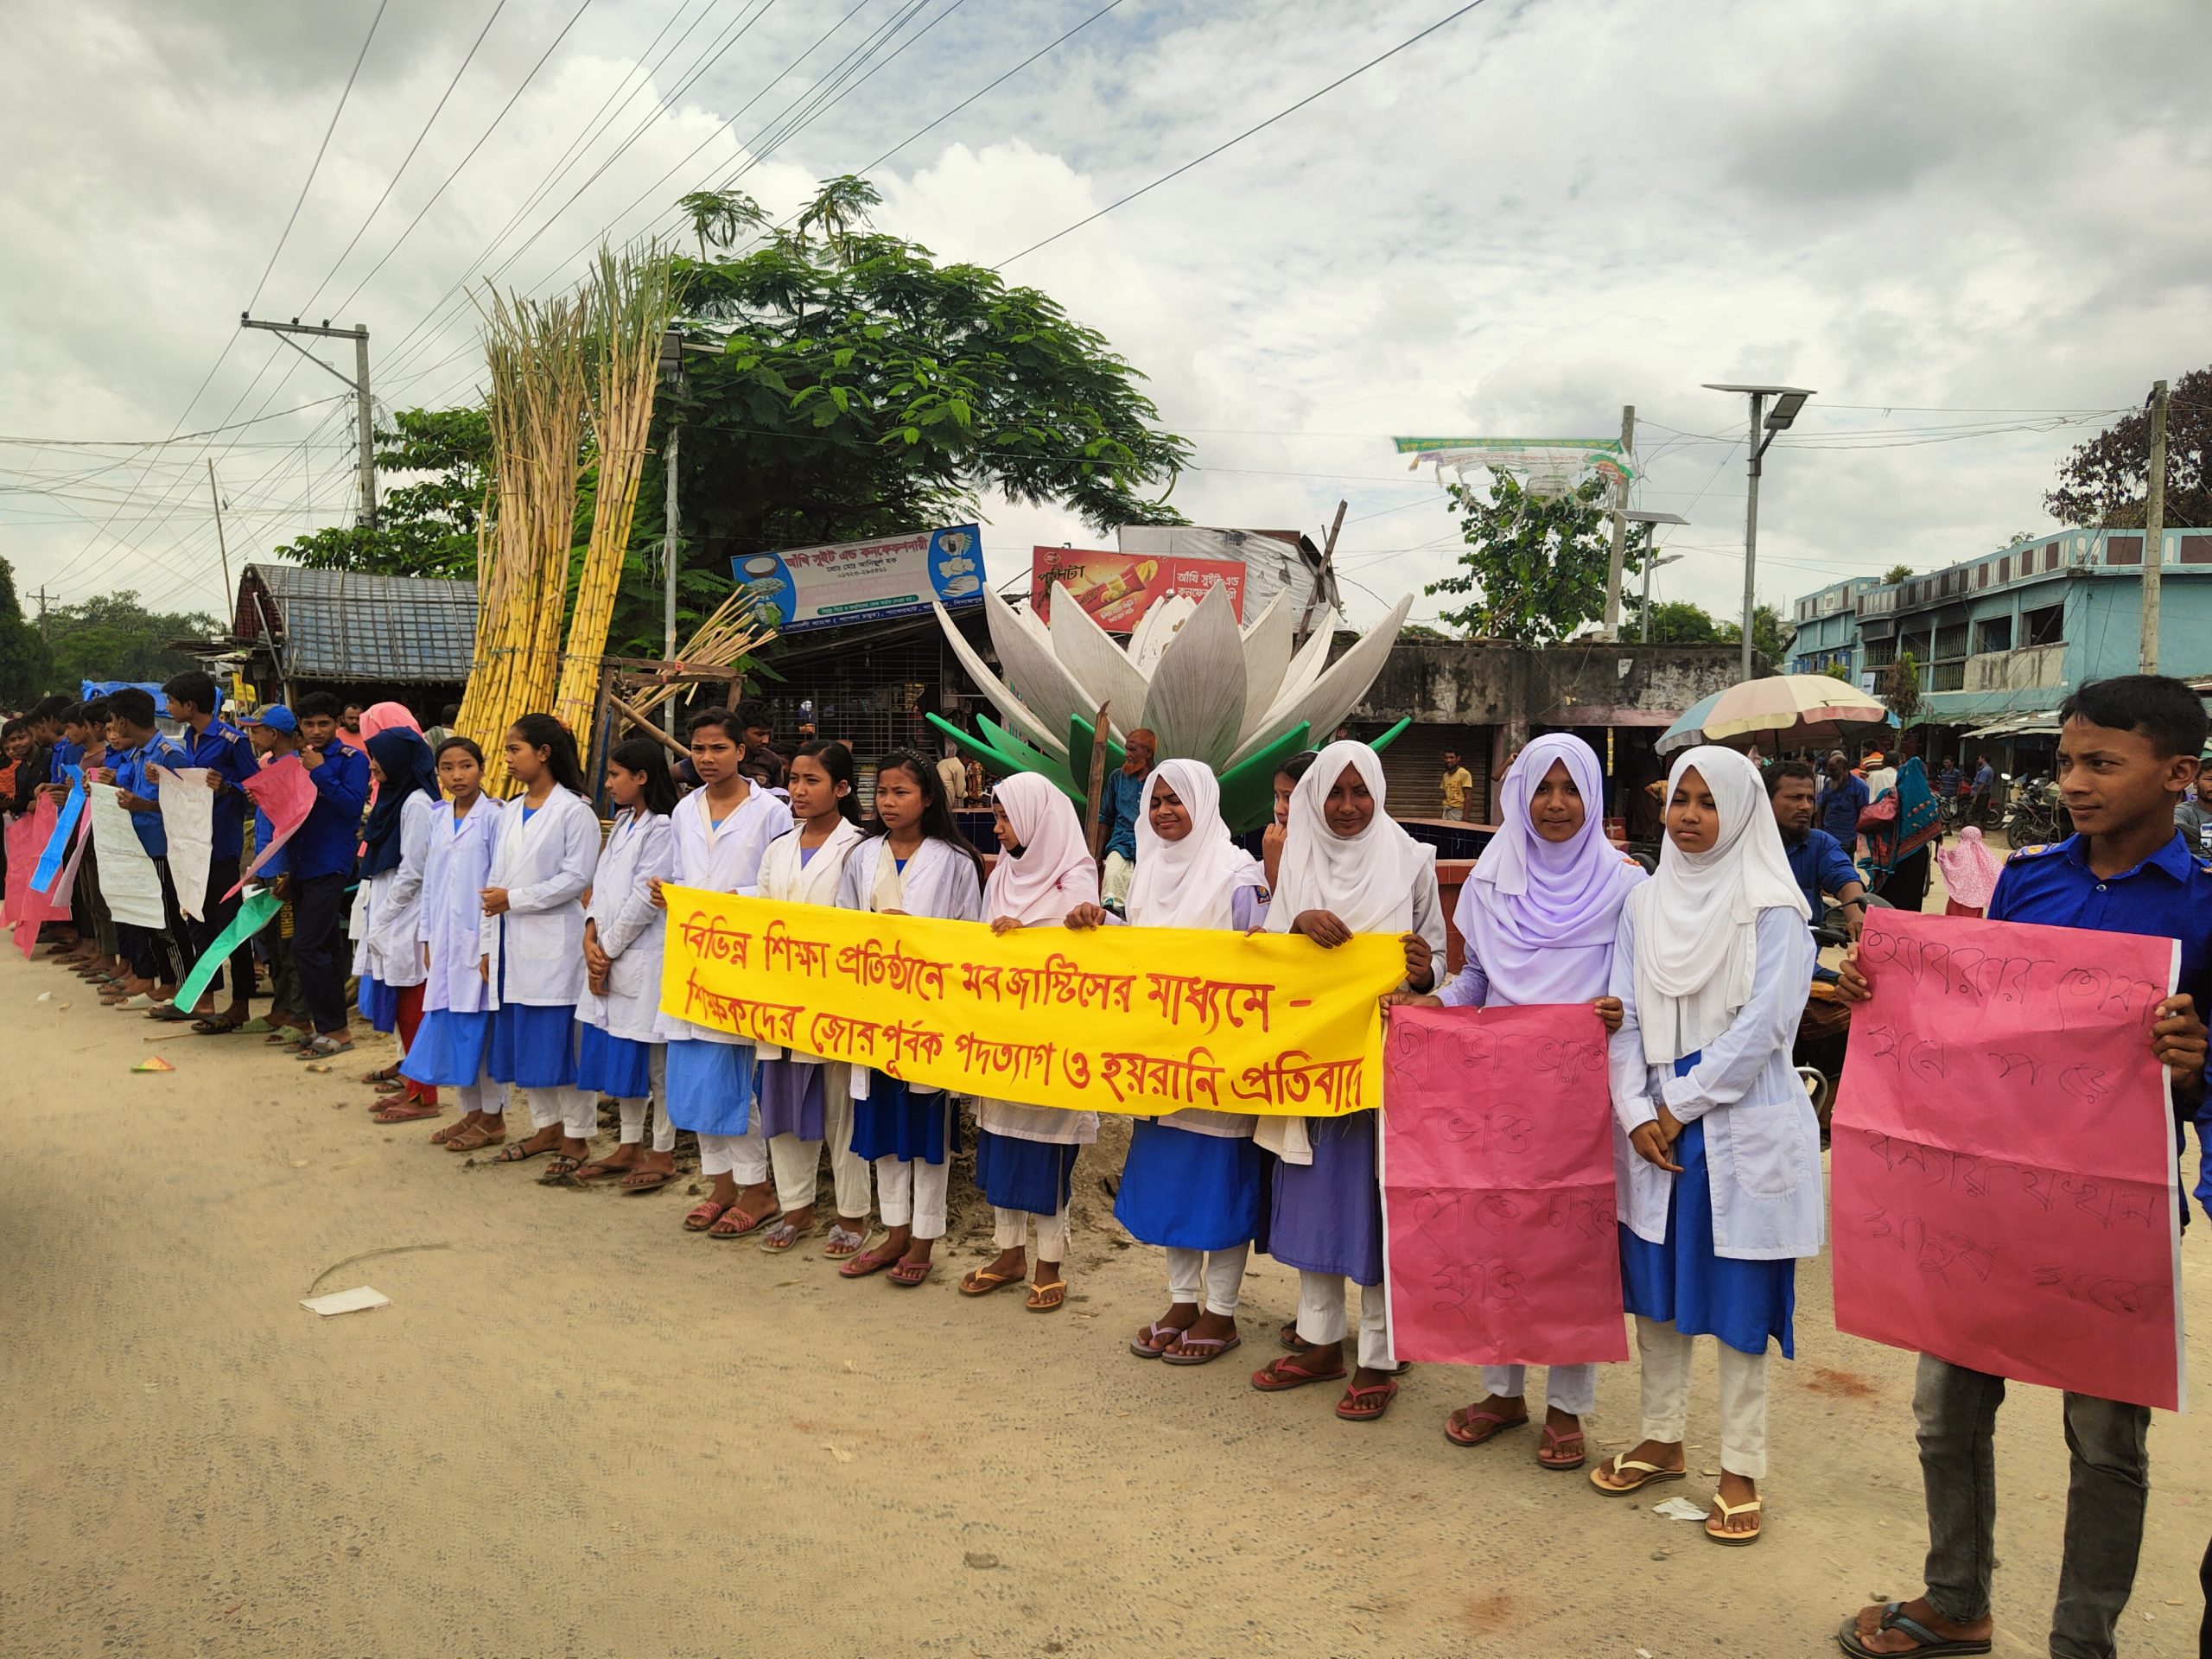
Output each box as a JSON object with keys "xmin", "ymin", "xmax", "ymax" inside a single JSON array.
[
  {"xmin": 834, "ymin": 751, "xmax": 983, "ymax": 1287},
  {"xmin": 354, "ymin": 729, "xmax": 440, "ymax": 1122},
  {"xmin": 94, "ymin": 689, "xmax": 190, "ymax": 1009},
  {"xmin": 751, "ymin": 741, "xmax": 871, "ymax": 1248},
  {"xmin": 287, "ymin": 694, "xmax": 372, "ymax": 1060},
  {"xmin": 1069, "ymin": 758, "xmax": 1269, "ymax": 1363},
  {"xmin": 1386, "ymin": 733, "xmax": 1643, "ymax": 1470},
  {"xmin": 408, "ymin": 739, "xmax": 507, "ymax": 1149},
  {"xmin": 1835, "ymin": 675, "xmax": 2212, "ymax": 1659},
  {"xmin": 1249, "ymin": 741, "xmax": 1445, "ymax": 1421},
  {"xmin": 478, "ymin": 715, "xmax": 603, "ymax": 1179},
  {"xmin": 959, "ymin": 772, "xmax": 1104, "ymax": 1312},
  {"xmin": 1594, "ymin": 745, "xmax": 1815, "ymax": 1548},
  {"xmin": 160, "ymin": 671, "xmax": 258, "ymax": 1032},
  {"xmin": 570, "ymin": 739, "xmax": 677, "ymax": 1189},
  {"xmin": 653, "ymin": 708, "xmax": 792, "ymax": 1231}
]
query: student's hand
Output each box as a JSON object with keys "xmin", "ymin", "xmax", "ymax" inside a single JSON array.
[
  {"xmin": 649, "ymin": 877, "xmax": 668, "ymax": 911},
  {"xmin": 989, "ymin": 915, "xmax": 1025, "ymax": 936},
  {"xmin": 1844, "ymin": 904, "xmax": 1865, "ymax": 942},
  {"xmin": 1630, "ymin": 1121, "xmax": 1683, "ymax": 1173},
  {"xmin": 2152, "ymin": 994, "xmax": 2209, "ymax": 1090},
  {"xmin": 480, "ymin": 887, "xmax": 510, "ymax": 918},
  {"xmin": 1292, "ymin": 909, "xmax": 1351, "ymax": 949},
  {"xmin": 1064, "ymin": 903, "xmax": 1109, "ymax": 931},
  {"xmin": 1593, "ymin": 995, "xmax": 1624, "ymax": 1034},
  {"xmin": 480, "ymin": 955, "xmax": 490, "ymax": 982},
  {"xmin": 118, "ymin": 791, "xmax": 156, "ymax": 814},
  {"xmin": 880, "ymin": 907, "xmax": 909, "ymax": 917},
  {"xmin": 206, "ymin": 773, "xmax": 224, "ymax": 792},
  {"xmin": 272, "ymin": 875, "xmax": 292, "ymax": 902},
  {"xmin": 1654, "ymin": 1102, "xmax": 1686, "ymax": 1145},
  {"xmin": 1835, "ymin": 942, "xmax": 1872, "ymax": 1002},
  {"xmin": 86, "ymin": 768, "xmax": 115, "ymax": 786},
  {"xmin": 421, "ymin": 943, "xmax": 431, "ymax": 974},
  {"xmin": 1400, "ymin": 930, "xmax": 1433, "ymax": 987},
  {"xmin": 300, "ymin": 746, "xmax": 323, "ymax": 771},
  {"xmin": 1379, "ymin": 992, "xmax": 1442, "ymax": 1011}
]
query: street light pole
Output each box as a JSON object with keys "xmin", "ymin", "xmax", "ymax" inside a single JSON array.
[
  {"xmin": 1640, "ymin": 546, "xmax": 1684, "ymax": 643},
  {"xmin": 1704, "ymin": 383, "xmax": 1815, "ymax": 680}
]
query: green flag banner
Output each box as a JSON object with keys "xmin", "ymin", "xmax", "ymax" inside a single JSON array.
[{"xmin": 171, "ymin": 890, "xmax": 283, "ymax": 1015}]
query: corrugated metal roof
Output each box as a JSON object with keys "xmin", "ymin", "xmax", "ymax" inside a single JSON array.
[{"xmin": 236, "ymin": 563, "xmax": 477, "ymax": 684}]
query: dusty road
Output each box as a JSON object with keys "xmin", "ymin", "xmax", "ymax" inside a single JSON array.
[{"xmin": 4, "ymin": 945, "xmax": 2211, "ymax": 1659}]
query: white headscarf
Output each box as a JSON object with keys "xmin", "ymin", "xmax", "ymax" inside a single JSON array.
[
  {"xmin": 1126, "ymin": 759, "xmax": 1265, "ymax": 930},
  {"xmin": 982, "ymin": 771, "xmax": 1100, "ymax": 925},
  {"xmin": 1629, "ymin": 744, "xmax": 1810, "ymax": 1064},
  {"xmin": 1265, "ymin": 741, "xmax": 1425, "ymax": 934}
]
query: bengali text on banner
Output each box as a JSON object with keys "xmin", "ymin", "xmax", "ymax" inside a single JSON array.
[{"xmin": 659, "ymin": 888, "xmax": 1406, "ymax": 1117}]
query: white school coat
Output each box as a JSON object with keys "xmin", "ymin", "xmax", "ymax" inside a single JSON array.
[
  {"xmin": 575, "ymin": 808, "xmax": 674, "ymax": 1044},
  {"xmin": 360, "ymin": 792, "xmax": 435, "ymax": 989},
  {"xmin": 1605, "ymin": 906, "xmax": 1822, "ymax": 1262},
  {"xmin": 478, "ymin": 786, "xmax": 601, "ymax": 1009},
  {"xmin": 418, "ymin": 797, "xmax": 500, "ymax": 1014},
  {"xmin": 655, "ymin": 783, "xmax": 794, "ymax": 1045},
  {"xmin": 753, "ymin": 817, "xmax": 865, "ymax": 1065},
  {"xmin": 832, "ymin": 835, "xmax": 984, "ymax": 1098}
]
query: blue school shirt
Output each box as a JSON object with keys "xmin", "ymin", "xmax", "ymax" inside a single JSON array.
[
  {"xmin": 1988, "ymin": 831, "xmax": 2212, "ymax": 1221},
  {"xmin": 111, "ymin": 734, "xmax": 187, "ymax": 858},
  {"xmin": 175, "ymin": 717, "xmax": 257, "ymax": 861},
  {"xmin": 49, "ymin": 739, "xmax": 81, "ymax": 783},
  {"xmin": 1784, "ymin": 828, "xmax": 1860, "ymax": 915},
  {"xmin": 286, "ymin": 741, "xmax": 372, "ymax": 880},
  {"xmin": 252, "ymin": 802, "xmax": 287, "ymax": 880}
]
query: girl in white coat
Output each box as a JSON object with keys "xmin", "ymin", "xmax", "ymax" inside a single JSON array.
[
  {"xmin": 1068, "ymin": 758, "xmax": 1269, "ymax": 1363},
  {"xmin": 405, "ymin": 739, "xmax": 507, "ymax": 1150},
  {"xmin": 833, "ymin": 751, "xmax": 983, "ymax": 1287},
  {"xmin": 752, "ymin": 741, "xmax": 872, "ymax": 1255},
  {"xmin": 1589, "ymin": 745, "xmax": 1815, "ymax": 1549},
  {"xmin": 357, "ymin": 728, "xmax": 441, "ymax": 1122},
  {"xmin": 962, "ymin": 772, "xmax": 1102, "ymax": 1313},
  {"xmin": 1248, "ymin": 742, "xmax": 1445, "ymax": 1424},
  {"xmin": 654, "ymin": 707, "xmax": 793, "ymax": 1237},
  {"xmin": 571, "ymin": 738, "xmax": 678, "ymax": 1190},
  {"xmin": 480, "ymin": 715, "xmax": 603, "ymax": 1179}
]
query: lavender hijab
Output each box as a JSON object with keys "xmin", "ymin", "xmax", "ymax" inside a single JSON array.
[{"xmin": 1454, "ymin": 733, "xmax": 1643, "ymax": 1005}]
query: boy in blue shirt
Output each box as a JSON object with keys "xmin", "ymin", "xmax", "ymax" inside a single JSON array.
[
  {"xmin": 285, "ymin": 691, "xmax": 371, "ymax": 1058},
  {"xmin": 1835, "ymin": 674, "xmax": 2212, "ymax": 1659},
  {"xmin": 157, "ymin": 671, "xmax": 260, "ymax": 1029},
  {"xmin": 92, "ymin": 688, "xmax": 190, "ymax": 1007},
  {"xmin": 238, "ymin": 708, "xmax": 312, "ymax": 1040}
]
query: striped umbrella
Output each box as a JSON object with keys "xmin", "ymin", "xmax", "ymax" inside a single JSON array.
[{"xmin": 1657, "ymin": 674, "xmax": 1893, "ymax": 756}]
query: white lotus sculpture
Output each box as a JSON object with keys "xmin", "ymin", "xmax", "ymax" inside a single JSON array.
[{"xmin": 929, "ymin": 582, "xmax": 1414, "ymax": 830}]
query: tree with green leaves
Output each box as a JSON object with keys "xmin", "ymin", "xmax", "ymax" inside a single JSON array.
[
  {"xmin": 1423, "ymin": 474, "xmax": 1630, "ymax": 645},
  {"xmin": 1821, "ymin": 660, "xmax": 1853, "ymax": 682},
  {"xmin": 40, "ymin": 592, "xmax": 219, "ymax": 685},
  {"xmin": 1881, "ymin": 563, "xmax": 1914, "ymax": 587},
  {"xmin": 271, "ymin": 408, "xmax": 492, "ymax": 580},
  {"xmin": 0, "ymin": 556, "xmax": 55, "ymax": 705},
  {"xmin": 1621, "ymin": 596, "xmax": 1722, "ymax": 644},
  {"xmin": 1719, "ymin": 601, "xmax": 1796, "ymax": 664},
  {"xmin": 2047, "ymin": 365, "xmax": 2211, "ymax": 529},
  {"xmin": 1882, "ymin": 652, "xmax": 1923, "ymax": 723}
]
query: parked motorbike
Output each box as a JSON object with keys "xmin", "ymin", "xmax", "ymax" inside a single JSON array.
[{"xmin": 2004, "ymin": 771, "xmax": 2069, "ymax": 845}]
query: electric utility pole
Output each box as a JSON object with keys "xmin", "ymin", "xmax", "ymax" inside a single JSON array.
[
  {"xmin": 2139, "ymin": 378, "xmax": 2170, "ymax": 674},
  {"xmin": 1599, "ymin": 404, "xmax": 1636, "ymax": 640},
  {"xmin": 207, "ymin": 461, "xmax": 232, "ymax": 604},
  {"xmin": 239, "ymin": 315, "xmax": 378, "ymax": 528}
]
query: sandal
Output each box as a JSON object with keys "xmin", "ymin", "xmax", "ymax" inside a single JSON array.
[
  {"xmin": 758, "ymin": 1219, "xmax": 812, "ymax": 1253},
  {"xmin": 1589, "ymin": 1456, "xmax": 1687, "ymax": 1496},
  {"xmin": 707, "ymin": 1204, "xmax": 779, "ymax": 1239},
  {"xmin": 442, "ymin": 1124, "xmax": 505, "ymax": 1153},
  {"xmin": 190, "ymin": 1016, "xmax": 248, "ymax": 1035},
  {"xmin": 1537, "ymin": 1424, "xmax": 1586, "ymax": 1471},
  {"xmin": 1250, "ymin": 1352, "xmax": 1348, "ymax": 1393},
  {"xmin": 961, "ymin": 1267, "xmax": 1027, "ymax": 1299},
  {"xmin": 1836, "ymin": 1605, "xmax": 1992, "ymax": 1657},
  {"xmin": 371, "ymin": 1079, "xmax": 406, "ymax": 1096},
  {"xmin": 617, "ymin": 1166, "xmax": 677, "ymax": 1192},
  {"xmin": 296, "ymin": 1035, "xmax": 353, "ymax": 1059},
  {"xmin": 839, "ymin": 1243, "xmax": 904, "ymax": 1279},
  {"xmin": 887, "ymin": 1257, "xmax": 935, "ymax": 1287},
  {"xmin": 1128, "ymin": 1320, "xmax": 1188, "ymax": 1357},
  {"xmin": 1445, "ymin": 1407, "xmax": 1529, "ymax": 1448},
  {"xmin": 1335, "ymin": 1378, "xmax": 1399, "ymax": 1421},
  {"xmin": 684, "ymin": 1200, "xmax": 732, "ymax": 1232},
  {"xmin": 1161, "ymin": 1332, "xmax": 1242, "ymax": 1367},
  {"xmin": 1025, "ymin": 1279, "xmax": 1067, "ymax": 1313},
  {"xmin": 372, "ymin": 1102, "xmax": 442, "ymax": 1124},
  {"xmin": 823, "ymin": 1224, "xmax": 870, "ymax": 1258},
  {"xmin": 147, "ymin": 1003, "xmax": 199, "ymax": 1023},
  {"xmin": 359, "ymin": 1064, "xmax": 400, "ymax": 1085},
  {"xmin": 1704, "ymin": 1495, "xmax": 1763, "ymax": 1547},
  {"xmin": 569, "ymin": 1159, "xmax": 633, "ymax": 1185},
  {"xmin": 493, "ymin": 1140, "xmax": 557, "ymax": 1164},
  {"xmin": 537, "ymin": 1155, "xmax": 586, "ymax": 1184}
]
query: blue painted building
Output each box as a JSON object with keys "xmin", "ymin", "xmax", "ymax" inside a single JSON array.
[{"xmin": 1789, "ymin": 577, "xmax": 1878, "ymax": 678}]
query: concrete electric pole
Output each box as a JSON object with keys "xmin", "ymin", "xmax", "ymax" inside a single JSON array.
[
  {"xmin": 239, "ymin": 315, "xmax": 378, "ymax": 528},
  {"xmin": 2139, "ymin": 378, "xmax": 2170, "ymax": 675},
  {"xmin": 1599, "ymin": 404, "xmax": 1636, "ymax": 640}
]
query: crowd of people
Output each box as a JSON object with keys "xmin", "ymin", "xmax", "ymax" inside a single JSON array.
[{"xmin": 7, "ymin": 669, "xmax": 2212, "ymax": 1656}]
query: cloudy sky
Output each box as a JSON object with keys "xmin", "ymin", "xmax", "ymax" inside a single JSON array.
[{"xmin": 3, "ymin": 0, "xmax": 2207, "ymax": 633}]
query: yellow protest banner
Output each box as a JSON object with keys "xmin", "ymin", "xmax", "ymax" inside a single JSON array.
[{"xmin": 659, "ymin": 888, "xmax": 1407, "ymax": 1118}]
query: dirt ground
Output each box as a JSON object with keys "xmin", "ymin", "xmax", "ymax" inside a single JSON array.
[{"xmin": 5, "ymin": 935, "xmax": 2212, "ymax": 1659}]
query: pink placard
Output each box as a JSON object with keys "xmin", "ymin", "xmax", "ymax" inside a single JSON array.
[
  {"xmin": 227, "ymin": 756, "xmax": 317, "ymax": 898},
  {"xmin": 8, "ymin": 796, "xmax": 73, "ymax": 956},
  {"xmin": 3, "ymin": 813, "xmax": 30, "ymax": 930},
  {"xmin": 1833, "ymin": 908, "xmax": 2183, "ymax": 1411},
  {"xmin": 1380, "ymin": 1002, "xmax": 1629, "ymax": 1367}
]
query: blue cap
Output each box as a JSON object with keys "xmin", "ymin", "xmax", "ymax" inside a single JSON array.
[{"xmin": 248, "ymin": 706, "xmax": 299, "ymax": 733}]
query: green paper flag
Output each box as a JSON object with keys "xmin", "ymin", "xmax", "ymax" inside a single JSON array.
[{"xmin": 170, "ymin": 890, "xmax": 283, "ymax": 1015}]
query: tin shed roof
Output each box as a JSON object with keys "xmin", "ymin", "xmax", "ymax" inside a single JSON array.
[{"xmin": 233, "ymin": 563, "xmax": 477, "ymax": 684}]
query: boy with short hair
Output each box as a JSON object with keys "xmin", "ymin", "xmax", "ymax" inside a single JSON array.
[
  {"xmin": 93, "ymin": 688, "xmax": 189, "ymax": 1007},
  {"xmin": 1836, "ymin": 673, "xmax": 2212, "ymax": 1659},
  {"xmin": 159, "ymin": 670, "xmax": 259, "ymax": 1029},
  {"xmin": 286, "ymin": 692, "xmax": 371, "ymax": 1058}
]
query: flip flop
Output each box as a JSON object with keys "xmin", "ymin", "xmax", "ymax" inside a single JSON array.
[
  {"xmin": 1161, "ymin": 1332, "xmax": 1242, "ymax": 1367},
  {"xmin": 1250, "ymin": 1353, "xmax": 1348, "ymax": 1393},
  {"xmin": 839, "ymin": 1243, "xmax": 903, "ymax": 1279},
  {"xmin": 569, "ymin": 1160, "xmax": 632, "ymax": 1185},
  {"xmin": 1445, "ymin": 1407, "xmax": 1530, "ymax": 1447},
  {"xmin": 961, "ymin": 1267, "xmax": 1027, "ymax": 1299},
  {"xmin": 147, "ymin": 1003, "xmax": 199, "ymax": 1023},
  {"xmin": 617, "ymin": 1166, "xmax": 677, "ymax": 1193},
  {"xmin": 372, "ymin": 1102, "xmax": 442, "ymax": 1124},
  {"xmin": 684, "ymin": 1200, "xmax": 732, "ymax": 1232},
  {"xmin": 1128, "ymin": 1320, "xmax": 1187, "ymax": 1357},
  {"xmin": 1335, "ymin": 1378, "xmax": 1399, "ymax": 1421},
  {"xmin": 887, "ymin": 1258, "xmax": 934, "ymax": 1287},
  {"xmin": 1537, "ymin": 1424, "xmax": 1587, "ymax": 1471},
  {"xmin": 1704, "ymin": 1495, "xmax": 1763, "ymax": 1547},
  {"xmin": 1025, "ymin": 1279, "xmax": 1068, "ymax": 1313},
  {"xmin": 1588, "ymin": 1457, "xmax": 1688, "ymax": 1497},
  {"xmin": 1835, "ymin": 1605, "xmax": 1992, "ymax": 1657},
  {"xmin": 537, "ymin": 1155, "xmax": 586, "ymax": 1185}
]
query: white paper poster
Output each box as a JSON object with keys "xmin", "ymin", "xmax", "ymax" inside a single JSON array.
[
  {"xmin": 88, "ymin": 782, "xmax": 166, "ymax": 930},
  {"xmin": 151, "ymin": 766, "xmax": 213, "ymax": 921}
]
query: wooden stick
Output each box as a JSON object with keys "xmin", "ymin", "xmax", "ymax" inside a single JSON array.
[{"xmin": 607, "ymin": 691, "xmax": 687, "ymax": 758}]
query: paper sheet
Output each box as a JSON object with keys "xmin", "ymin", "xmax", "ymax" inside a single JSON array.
[
  {"xmin": 230, "ymin": 756, "xmax": 317, "ymax": 898},
  {"xmin": 29, "ymin": 766, "xmax": 86, "ymax": 893},
  {"xmin": 1831, "ymin": 909, "xmax": 2184, "ymax": 1412},
  {"xmin": 300, "ymin": 1287, "xmax": 391, "ymax": 1317},
  {"xmin": 151, "ymin": 766, "xmax": 214, "ymax": 921},
  {"xmin": 1379, "ymin": 1002, "xmax": 1629, "ymax": 1368},
  {"xmin": 88, "ymin": 783, "xmax": 165, "ymax": 930},
  {"xmin": 8, "ymin": 796, "xmax": 75, "ymax": 956}
]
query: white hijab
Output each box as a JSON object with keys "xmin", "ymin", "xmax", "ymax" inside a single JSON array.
[
  {"xmin": 1126, "ymin": 759, "xmax": 1265, "ymax": 931},
  {"xmin": 1629, "ymin": 744, "xmax": 1810, "ymax": 1064},
  {"xmin": 982, "ymin": 771, "xmax": 1100, "ymax": 925},
  {"xmin": 1265, "ymin": 741, "xmax": 1424, "ymax": 934}
]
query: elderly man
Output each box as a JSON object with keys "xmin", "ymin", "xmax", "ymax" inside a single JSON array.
[{"xmin": 1097, "ymin": 727, "xmax": 1156, "ymax": 912}]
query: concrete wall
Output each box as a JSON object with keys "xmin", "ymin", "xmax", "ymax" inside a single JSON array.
[{"xmin": 1350, "ymin": 639, "xmax": 1753, "ymax": 734}]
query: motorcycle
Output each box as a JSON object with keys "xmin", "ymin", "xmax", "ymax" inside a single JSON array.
[{"xmin": 2004, "ymin": 771, "xmax": 2068, "ymax": 846}]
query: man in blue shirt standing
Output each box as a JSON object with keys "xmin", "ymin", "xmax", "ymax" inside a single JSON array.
[
  {"xmin": 1767, "ymin": 759, "xmax": 1867, "ymax": 943},
  {"xmin": 156, "ymin": 671, "xmax": 261, "ymax": 1029},
  {"xmin": 1835, "ymin": 675, "xmax": 2212, "ymax": 1659},
  {"xmin": 286, "ymin": 691, "xmax": 371, "ymax": 1058},
  {"xmin": 93, "ymin": 687, "xmax": 191, "ymax": 1007},
  {"xmin": 1096, "ymin": 726, "xmax": 1154, "ymax": 914},
  {"xmin": 1818, "ymin": 749, "xmax": 1870, "ymax": 845}
]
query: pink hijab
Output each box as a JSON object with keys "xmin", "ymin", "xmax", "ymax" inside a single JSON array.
[
  {"xmin": 359, "ymin": 702, "xmax": 422, "ymax": 742},
  {"xmin": 982, "ymin": 772, "xmax": 1100, "ymax": 925},
  {"xmin": 1936, "ymin": 824, "xmax": 2003, "ymax": 910}
]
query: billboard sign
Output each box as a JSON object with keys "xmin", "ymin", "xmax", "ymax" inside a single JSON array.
[
  {"xmin": 1029, "ymin": 547, "xmax": 1247, "ymax": 632},
  {"xmin": 730, "ymin": 524, "xmax": 983, "ymax": 633}
]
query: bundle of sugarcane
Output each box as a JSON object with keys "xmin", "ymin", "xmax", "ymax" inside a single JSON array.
[
  {"xmin": 457, "ymin": 285, "xmax": 588, "ymax": 797},
  {"xmin": 626, "ymin": 588, "xmax": 780, "ymax": 720},
  {"xmin": 550, "ymin": 243, "xmax": 677, "ymax": 734}
]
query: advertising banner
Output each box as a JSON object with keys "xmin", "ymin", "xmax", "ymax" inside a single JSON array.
[
  {"xmin": 730, "ymin": 524, "xmax": 983, "ymax": 632},
  {"xmin": 1030, "ymin": 548, "xmax": 1247, "ymax": 631}
]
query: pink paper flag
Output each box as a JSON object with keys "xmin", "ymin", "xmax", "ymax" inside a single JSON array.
[
  {"xmin": 9, "ymin": 797, "xmax": 74, "ymax": 957},
  {"xmin": 3, "ymin": 813, "xmax": 31, "ymax": 931},
  {"xmin": 1380, "ymin": 1002, "xmax": 1629, "ymax": 1368},
  {"xmin": 227, "ymin": 755, "xmax": 317, "ymax": 899},
  {"xmin": 1833, "ymin": 908, "xmax": 2183, "ymax": 1411}
]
